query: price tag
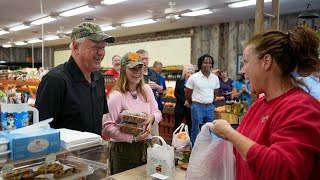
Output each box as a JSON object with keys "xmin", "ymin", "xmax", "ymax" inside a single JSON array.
[
  {"xmin": 1, "ymin": 164, "xmax": 14, "ymax": 174},
  {"xmin": 151, "ymin": 173, "xmax": 170, "ymax": 180},
  {"xmin": 45, "ymin": 153, "xmax": 56, "ymax": 163}
]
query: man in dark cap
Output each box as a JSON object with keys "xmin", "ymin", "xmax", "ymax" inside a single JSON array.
[{"xmin": 35, "ymin": 22, "xmax": 115, "ymax": 135}]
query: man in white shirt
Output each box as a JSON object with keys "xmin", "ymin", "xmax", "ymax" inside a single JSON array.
[{"xmin": 185, "ymin": 54, "xmax": 220, "ymax": 146}]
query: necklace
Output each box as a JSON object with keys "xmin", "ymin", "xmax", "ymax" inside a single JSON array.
[{"xmin": 128, "ymin": 91, "xmax": 137, "ymax": 100}]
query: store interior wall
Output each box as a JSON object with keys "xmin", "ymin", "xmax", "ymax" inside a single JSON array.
[
  {"xmin": 54, "ymin": 37, "xmax": 192, "ymax": 68},
  {"xmin": 0, "ymin": 11, "xmax": 319, "ymax": 80}
]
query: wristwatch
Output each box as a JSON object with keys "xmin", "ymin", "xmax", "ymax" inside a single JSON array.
[{"xmin": 132, "ymin": 136, "xmax": 137, "ymax": 143}]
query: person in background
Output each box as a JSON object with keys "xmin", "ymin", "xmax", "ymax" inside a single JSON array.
[
  {"xmin": 174, "ymin": 64, "xmax": 195, "ymax": 135},
  {"xmin": 232, "ymin": 74, "xmax": 251, "ymax": 107},
  {"xmin": 153, "ymin": 61, "xmax": 167, "ymax": 112},
  {"xmin": 136, "ymin": 49, "xmax": 163, "ymax": 142},
  {"xmin": 103, "ymin": 52, "xmax": 161, "ymax": 174},
  {"xmin": 185, "ymin": 54, "xmax": 220, "ymax": 146},
  {"xmin": 104, "ymin": 55, "xmax": 121, "ymax": 79},
  {"xmin": 300, "ymin": 68, "xmax": 320, "ymax": 99},
  {"xmin": 209, "ymin": 26, "xmax": 320, "ymax": 179},
  {"xmin": 216, "ymin": 69, "xmax": 234, "ymax": 106},
  {"xmin": 35, "ymin": 22, "xmax": 115, "ymax": 135}
]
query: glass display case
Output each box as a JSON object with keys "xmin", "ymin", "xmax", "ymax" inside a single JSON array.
[{"xmin": 0, "ymin": 142, "xmax": 110, "ymax": 180}]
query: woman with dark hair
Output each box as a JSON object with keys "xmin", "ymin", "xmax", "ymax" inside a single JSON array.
[
  {"xmin": 209, "ymin": 26, "xmax": 320, "ymax": 179},
  {"xmin": 231, "ymin": 74, "xmax": 251, "ymax": 107},
  {"xmin": 217, "ymin": 69, "xmax": 234, "ymax": 105}
]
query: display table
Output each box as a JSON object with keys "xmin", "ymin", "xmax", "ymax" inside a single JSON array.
[{"xmin": 108, "ymin": 164, "xmax": 186, "ymax": 180}]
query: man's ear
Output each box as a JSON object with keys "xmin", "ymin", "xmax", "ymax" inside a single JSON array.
[
  {"xmin": 73, "ymin": 42, "xmax": 80, "ymax": 55},
  {"xmin": 262, "ymin": 54, "xmax": 272, "ymax": 70}
]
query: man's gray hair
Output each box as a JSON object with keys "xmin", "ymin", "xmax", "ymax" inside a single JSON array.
[{"xmin": 69, "ymin": 37, "xmax": 86, "ymax": 50}]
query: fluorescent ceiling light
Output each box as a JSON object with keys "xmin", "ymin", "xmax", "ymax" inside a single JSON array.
[
  {"xmin": 228, "ymin": 0, "xmax": 272, "ymax": 8},
  {"xmin": 28, "ymin": 39, "xmax": 42, "ymax": 44},
  {"xmin": 31, "ymin": 16, "xmax": 57, "ymax": 25},
  {"xmin": 121, "ymin": 19, "xmax": 156, "ymax": 27},
  {"xmin": 0, "ymin": 30, "xmax": 9, "ymax": 36},
  {"xmin": 15, "ymin": 41, "xmax": 27, "ymax": 45},
  {"xmin": 181, "ymin": 9, "xmax": 213, "ymax": 16},
  {"xmin": 2, "ymin": 44, "xmax": 12, "ymax": 48},
  {"xmin": 9, "ymin": 24, "xmax": 30, "ymax": 31},
  {"xmin": 44, "ymin": 36, "xmax": 60, "ymax": 41},
  {"xmin": 59, "ymin": 5, "xmax": 95, "ymax": 17},
  {"xmin": 101, "ymin": 0, "xmax": 127, "ymax": 5},
  {"xmin": 101, "ymin": 26, "xmax": 116, "ymax": 31}
]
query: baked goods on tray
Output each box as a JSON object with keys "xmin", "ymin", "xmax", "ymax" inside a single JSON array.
[
  {"xmin": 2, "ymin": 169, "xmax": 38, "ymax": 180},
  {"xmin": 119, "ymin": 122, "xmax": 144, "ymax": 136},
  {"xmin": 119, "ymin": 111, "xmax": 148, "ymax": 135},
  {"xmin": 54, "ymin": 167, "xmax": 82, "ymax": 179},
  {"xmin": 121, "ymin": 111, "xmax": 148, "ymax": 124},
  {"xmin": 36, "ymin": 163, "xmax": 64, "ymax": 174}
]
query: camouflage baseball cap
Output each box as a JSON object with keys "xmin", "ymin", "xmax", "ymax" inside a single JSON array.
[
  {"xmin": 71, "ymin": 22, "xmax": 115, "ymax": 43},
  {"xmin": 121, "ymin": 52, "xmax": 143, "ymax": 68}
]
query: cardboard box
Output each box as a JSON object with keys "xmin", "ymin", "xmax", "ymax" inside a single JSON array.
[{"xmin": 0, "ymin": 128, "xmax": 60, "ymax": 160}]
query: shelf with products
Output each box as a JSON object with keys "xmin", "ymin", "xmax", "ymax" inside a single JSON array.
[
  {"xmin": 162, "ymin": 65, "xmax": 183, "ymax": 81},
  {"xmin": 0, "ymin": 62, "xmax": 42, "ymax": 70},
  {"xmin": 0, "ymin": 79, "xmax": 116, "ymax": 100}
]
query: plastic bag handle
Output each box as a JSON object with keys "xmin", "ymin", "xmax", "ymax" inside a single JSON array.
[
  {"xmin": 173, "ymin": 123, "xmax": 185, "ymax": 134},
  {"xmin": 150, "ymin": 136, "xmax": 167, "ymax": 146},
  {"xmin": 183, "ymin": 124, "xmax": 189, "ymax": 134}
]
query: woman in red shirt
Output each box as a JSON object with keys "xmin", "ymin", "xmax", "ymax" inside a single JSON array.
[{"xmin": 209, "ymin": 26, "xmax": 320, "ymax": 180}]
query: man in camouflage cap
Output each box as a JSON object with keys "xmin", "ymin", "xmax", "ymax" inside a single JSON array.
[
  {"xmin": 36, "ymin": 22, "xmax": 115, "ymax": 135},
  {"xmin": 71, "ymin": 22, "xmax": 115, "ymax": 43}
]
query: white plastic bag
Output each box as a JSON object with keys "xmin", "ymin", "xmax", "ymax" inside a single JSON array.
[
  {"xmin": 186, "ymin": 123, "xmax": 235, "ymax": 180},
  {"xmin": 147, "ymin": 136, "xmax": 175, "ymax": 178},
  {"xmin": 172, "ymin": 123, "xmax": 191, "ymax": 152}
]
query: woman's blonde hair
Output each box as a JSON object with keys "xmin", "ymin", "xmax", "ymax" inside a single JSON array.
[
  {"xmin": 182, "ymin": 64, "xmax": 195, "ymax": 79},
  {"xmin": 112, "ymin": 66, "xmax": 148, "ymax": 102}
]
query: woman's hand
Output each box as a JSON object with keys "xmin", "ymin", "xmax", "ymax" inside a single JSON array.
[
  {"xmin": 144, "ymin": 113, "xmax": 155, "ymax": 132},
  {"xmin": 215, "ymin": 96, "xmax": 225, "ymax": 101},
  {"xmin": 208, "ymin": 119, "xmax": 235, "ymax": 140},
  {"xmin": 184, "ymin": 100, "xmax": 191, "ymax": 108},
  {"xmin": 136, "ymin": 130, "xmax": 151, "ymax": 142}
]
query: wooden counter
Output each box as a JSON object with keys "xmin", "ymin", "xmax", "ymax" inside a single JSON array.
[{"xmin": 107, "ymin": 164, "xmax": 186, "ymax": 180}]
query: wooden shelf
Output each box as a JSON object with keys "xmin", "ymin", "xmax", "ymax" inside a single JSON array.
[
  {"xmin": 0, "ymin": 80, "xmax": 116, "ymax": 100},
  {"xmin": 0, "ymin": 80, "xmax": 40, "ymax": 99}
]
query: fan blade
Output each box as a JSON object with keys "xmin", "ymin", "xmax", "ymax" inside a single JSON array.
[{"xmin": 178, "ymin": 9, "xmax": 192, "ymax": 15}]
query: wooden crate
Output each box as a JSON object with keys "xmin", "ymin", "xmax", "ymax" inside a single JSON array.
[{"xmin": 159, "ymin": 112, "xmax": 174, "ymax": 144}]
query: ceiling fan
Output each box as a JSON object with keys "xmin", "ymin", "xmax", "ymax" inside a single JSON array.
[
  {"xmin": 153, "ymin": 1, "xmax": 191, "ymax": 23},
  {"xmin": 56, "ymin": 26, "xmax": 70, "ymax": 38}
]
